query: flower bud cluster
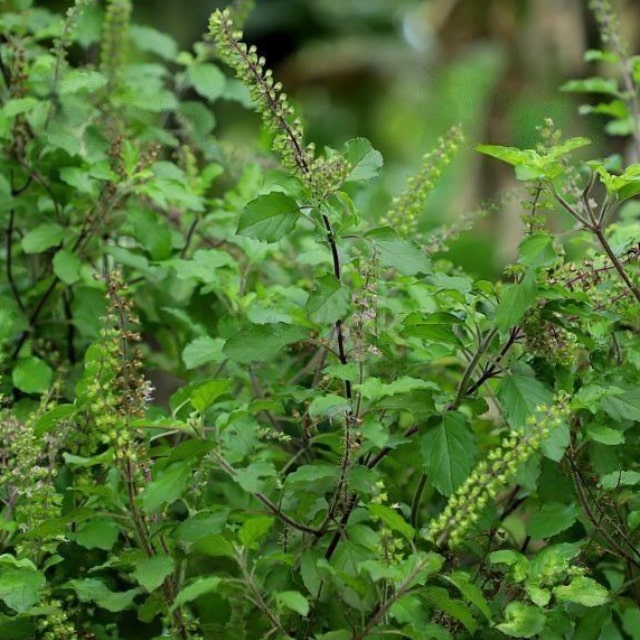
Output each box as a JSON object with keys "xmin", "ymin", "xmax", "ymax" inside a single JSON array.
[
  {"xmin": 100, "ymin": 0, "xmax": 131, "ymax": 90},
  {"xmin": 37, "ymin": 599, "xmax": 78, "ymax": 640},
  {"xmin": 209, "ymin": 9, "xmax": 351, "ymax": 201},
  {"xmin": 382, "ymin": 124, "xmax": 464, "ymax": 237},
  {"xmin": 425, "ymin": 396, "xmax": 570, "ymax": 548},
  {"xmin": 522, "ymin": 309, "xmax": 578, "ymax": 367},
  {"xmin": 210, "ymin": 9, "xmax": 313, "ymax": 178},
  {"xmin": 1, "ymin": 412, "xmax": 63, "ymax": 557}
]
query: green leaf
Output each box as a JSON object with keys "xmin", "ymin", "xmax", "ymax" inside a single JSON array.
[
  {"xmin": 192, "ymin": 534, "xmax": 236, "ymax": 558},
  {"xmin": 365, "ymin": 227, "xmax": 430, "ymax": 276},
  {"xmin": 53, "ymin": 249, "xmax": 82, "ymax": 284},
  {"xmin": 496, "ymin": 270, "xmax": 538, "ymax": 332},
  {"xmin": 422, "ymin": 586, "xmax": 477, "ymax": 634},
  {"xmin": 496, "ymin": 602, "xmax": 546, "ymax": 638},
  {"xmin": 129, "ymin": 25, "xmax": 178, "ymax": 60},
  {"xmin": 306, "ymin": 275, "xmax": 350, "ymax": 324},
  {"xmin": 238, "ymin": 516, "xmax": 275, "ymax": 550},
  {"xmin": 343, "ymin": 137, "xmax": 383, "ymax": 182},
  {"xmin": 2, "ymin": 97, "xmax": 39, "ymax": 117},
  {"xmin": 74, "ymin": 518, "xmax": 120, "ymax": 551},
  {"xmin": 59, "ymin": 167, "xmax": 97, "ymax": 194},
  {"xmin": 171, "ymin": 577, "xmax": 221, "ymax": 611},
  {"xmin": 34, "ymin": 404, "xmax": 76, "ymax": 436},
  {"xmin": 599, "ymin": 470, "xmax": 640, "ymax": 489},
  {"xmin": 276, "ymin": 590, "xmax": 310, "ymax": 616},
  {"xmin": 21, "ymin": 223, "xmax": 64, "ymax": 253},
  {"xmin": 0, "ymin": 558, "xmax": 45, "ymax": 613},
  {"xmin": 561, "ymin": 77, "xmax": 619, "ymax": 96},
  {"xmin": 443, "ymin": 572, "xmax": 492, "ymax": 622},
  {"xmin": 356, "ymin": 376, "xmax": 438, "ymax": 401},
  {"xmin": 237, "ymin": 192, "xmax": 301, "ymax": 242},
  {"xmin": 142, "ymin": 461, "xmax": 190, "ymax": 513},
  {"xmin": 300, "ymin": 550, "xmax": 324, "ymax": 597},
  {"xmin": 308, "ymin": 394, "xmax": 351, "ymax": 420},
  {"xmin": 554, "ymin": 576, "xmax": 608, "ymax": 607},
  {"xmin": 186, "ymin": 63, "xmax": 226, "ymax": 101},
  {"xmin": 421, "ymin": 412, "xmax": 476, "ymax": 496},
  {"xmin": 182, "ymin": 336, "xmax": 225, "ymax": 369},
  {"xmin": 129, "ymin": 208, "xmax": 172, "ymax": 260},
  {"xmin": 233, "ymin": 462, "xmax": 278, "ymax": 493},
  {"xmin": 528, "ymin": 503, "xmax": 580, "ymax": 540},
  {"xmin": 133, "ymin": 555, "xmax": 175, "ymax": 592},
  {"xmin": 498, "ymin": 366, "xmax": 553, "ymax": 430},
  {"xmin": 223, "ymin": 323, "xmax": 308, "ymax": 363},
  {"xmin": 402, "ymin": 312, "xmax": 464, "ymax": 345},
  {"xmin": 12, "ymin": 357, "xmax": 53, "ymax": 394},
  {"xmin": 601, "ymin": 386, "xmax": 640, "ymax": 421},
  {"xmin": 517, "ymin": 233, "xmax": 557, "ymax": 269},
  {"xmin": 59, "ymin": 69, "xmax": 106, "ymax": 94},
  {"xmin": 189, "ymin": 379, "xmax": 231, "ymax": 413},
  {"xmin": 71, "ymin": 579, "xmax": 141, "ymax": 613},
  {"xmin": 368, "ymin": 503, "xmax": 414, "ymax": 541}
]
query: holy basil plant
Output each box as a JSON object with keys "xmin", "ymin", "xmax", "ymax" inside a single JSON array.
[{"xmin": 0, "ymin": 0, "xmax": 638, "ymax": 639}]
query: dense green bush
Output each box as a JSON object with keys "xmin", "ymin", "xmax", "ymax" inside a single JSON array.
[{"xmin": 2, "ymin": 0, "xmax": 640, "ymax": 638}]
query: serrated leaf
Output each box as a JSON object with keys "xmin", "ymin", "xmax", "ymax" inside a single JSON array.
[
  {"xmin": 308, "ymin": 394, "xmax": 351, "ymax": 419},
  {"xmin": 21, "ymin": 223, "xmax": 64, "ymax": 254},
  {"xmin": 561, "ymin": 77, "xmax": 619, "ymax": 96},
  {"xmin": 72, "ymin": 579, "xmax": 141, "ymax": 613},
  {"xmin": 192, "ymin": 534, "xmax": 236, "ymax": 558},
  {"xmin": 368, "ymin": 503, "xmax": 414, "ymax": 541},
  {"xmin": 599, "ymin": 470, "xmax": 640, "ymax": 489},
  {"xmin": 444, "ymin": 572, "xmax": 492, "ymax": 622},
  {"xmin": 129, "ymin": 208, "xmax": 172, "ymax": 260},
  {"xmin": 421, "ymin": 412, "xmax": 476, "ymax": 496},
  {"xmin": 129, "ymin": 24, "xmax": 178, "ymax": 60},
  {"xmin": 171, "ymin": 577, "xmax": 221, "ymax": 611},
  {"xmin": 133, "ymin": 555, "xmax": 174, "ymax": 592},
  {"xmin": 306, "ymin": 275, "xmax": 350, "ymax": 323},
  {"xmin": 422, "ymin": 586, "xmax": 477, "ymax": 634},
  {"xmin": 601, "ymin": 386, "xmax": 640, "ymax": 421},
  {"xmin": 186, "ymin": 63, "xmax": 226, "ymax": 101},
  {"xmin": 498, "ymin": 366, "xmax": 553, "ymax": 430},
  {"xmin": 223, "ymin": 323, "xmax": 307, "ymax": 363},
  {"xmin": 586, "ymin": 423, "xmax": 625, "ymax": 445},
  {"xmin": 276, "ymin": 590, "xmax": 310, "ymax": 616},
  {"xmin": 0, "ymin": 563, "xmax": 45, "ymax": 613},
  {"xmin": 528, "ymin": 503, "xmax": 579, "ymax": 540},
  {"xmin": 53, "ymin": 249, "xmax": 82, "ymax": 284},
  {"xmin": 238, "ymin": 516, "xmax": 274, "ymax": 549},
  {"xmin": 59, "ymin": 69, "xmax": 106, "ymax": 94},
  {"xmin": 12, "ymin": 357, "xmax": 53, "ymax": 394},
  {"xmin": 554, "ymin": 576, "xmax": 608, "ymax": 607},
  {"xmin": 402, "ymin": 312, "xmax": 464, "ymax": 345},
  {"xmin": 365, "ymin": 227, "xmax": 430, "ymax": 275},
  {"xmin": 496, "ymin": 602, "xmax": 546, "ymax": 638},
  {"xmin": 182, "ymin": 336, "xmax": 225, "ymax": 369},
  {"xmin": 74, "ymin": 519, "xmax": 120, "ymax": 551},
  {"xmin": 189, "ymin": 379, "xmax": 230, "ymax": 413},
  {"xmin": 142, "ymin": 461, "xmax": 190, "ymax": 513},
  {"xmin": 59, "ymin": 167, "xmax": 97, "ymax": 194},
  {"xmin": 517, "ymin": 233, "xmax": 557, "ymax": 269},
  {"xmin": 356, "ymin": 376, "xmax": 438, "ymax": 401},
  {"xmin": 237, "ymin": 192, "xmax": 301, "ymax": 242},
  {"xmin": 343, "ymin": 137, "xmax": 383, "ymax": 182},
  {"xmin": 496, "ymin": 270, "xmax": 537, "ymax": 331},
  {"xmin": 234, "ymin": 462, "xmax": 277, "ymax": 493}
]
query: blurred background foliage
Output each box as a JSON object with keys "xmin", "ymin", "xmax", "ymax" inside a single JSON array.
[{"xmin": 37, "ymin": 0, "xmax": 640, "ymax": 276}]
